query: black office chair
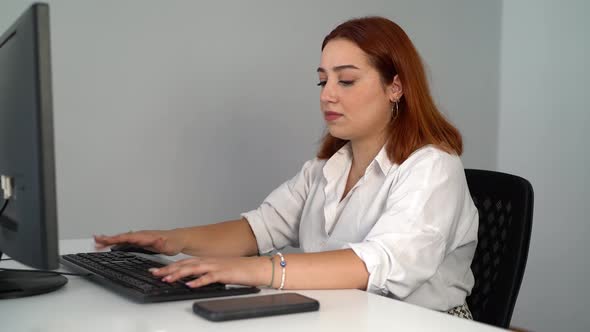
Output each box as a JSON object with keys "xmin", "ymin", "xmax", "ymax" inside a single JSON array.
[{"xmin": 464, "ymin": 169, "xmax": 533, "ymax": 328}]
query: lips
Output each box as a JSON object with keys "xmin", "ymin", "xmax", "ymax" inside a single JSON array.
[{"xmin": 324, "ymin": 111, "xmax": 343, "ymax": 121}]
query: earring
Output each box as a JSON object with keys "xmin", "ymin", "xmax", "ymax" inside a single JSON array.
[{"xmin": 391, "ymin": 100, "xmax": 399, "ymax": 120}]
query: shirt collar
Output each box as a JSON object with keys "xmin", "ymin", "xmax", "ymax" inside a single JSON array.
[
  {"xmin": 373, "ymin": 144, "xmax": 394, "ymax": 176},
  {"xmin": 323, "ymin": 143, "xmax": 352, "ymax": 183},
  {"xmin": 323, "ymin": 142, "xmax": 394, "ymax": 180}
]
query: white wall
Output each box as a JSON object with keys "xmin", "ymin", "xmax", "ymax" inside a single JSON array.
[
  {"xmin": 498, "ymin": 1, "xmax": 590, "ymax": 331},
  {"xmin": 0, "ymin": 0, "xmax": 501, "ymax": 239}
]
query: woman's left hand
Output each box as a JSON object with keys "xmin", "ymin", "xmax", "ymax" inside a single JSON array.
[{"xmin": 150, "ymin": 256, "xmax": 270, "ymax": 288}]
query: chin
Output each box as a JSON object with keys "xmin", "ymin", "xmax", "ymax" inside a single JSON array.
[{"xmin": 327, "ymin": 127, "xmax": 353, "ymax": 140}]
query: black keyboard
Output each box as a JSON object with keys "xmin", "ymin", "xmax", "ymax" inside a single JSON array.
[{"xmin": 61, "ymin": 252, "xmax": 259, "ymax": 303}]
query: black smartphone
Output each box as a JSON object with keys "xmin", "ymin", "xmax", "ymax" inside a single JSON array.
[{"xmin": 192, "ymin": 293, "xmax": 320, "ymax": 322}]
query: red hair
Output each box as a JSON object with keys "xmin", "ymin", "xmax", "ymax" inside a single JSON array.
[{"xmin": 317, "ymin": 16, "xmax": 462, "ymax": 164}]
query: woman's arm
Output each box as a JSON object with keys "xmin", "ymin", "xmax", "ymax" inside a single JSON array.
[
  {"xmin": 151, "ymin": 248, "xmax": 369, "ymax": 291},
  {"xmin": 267, "ymin": 249, "xmax": 369, "ymax": 290},
  {"xmin": 94, "ymin": 218, "xmax": 259, "ymax": 257},
  {"xmin": 174, "ymin": 218, "xmax": 259, "ymax": 257}
]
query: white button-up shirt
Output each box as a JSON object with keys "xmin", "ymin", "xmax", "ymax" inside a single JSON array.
[{"xmin": 242, "ymin": 143, "xmax": 478, "ymax": 311}]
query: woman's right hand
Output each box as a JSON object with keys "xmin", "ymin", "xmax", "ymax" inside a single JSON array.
[{"xmin": 94, "ymin": 229, "xmax": 186, "ymax": 256}]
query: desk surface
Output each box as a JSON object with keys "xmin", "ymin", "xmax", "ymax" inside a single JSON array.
[{"xmin": 0, "ymin": 239, "xmax": 504, "ymax": 332}]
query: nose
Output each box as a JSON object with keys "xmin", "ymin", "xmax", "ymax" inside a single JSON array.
[{"xmin": 320, "ymin": 81, "xmax": 337, "ymax": 103}]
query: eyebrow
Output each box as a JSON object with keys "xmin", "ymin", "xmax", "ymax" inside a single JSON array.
[{"xmin": 316, "ymin": 65, "xmax": 361, "ymax": 73}]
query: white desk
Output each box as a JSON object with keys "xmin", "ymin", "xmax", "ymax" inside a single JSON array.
[{"xmin": 0, "ymin": 239, "xmax": 504, "ymax": 332}]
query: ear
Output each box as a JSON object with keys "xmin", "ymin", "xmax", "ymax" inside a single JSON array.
[{"xmin": 388, "ymin": 75, "xmax": 403, "ymax": 102}]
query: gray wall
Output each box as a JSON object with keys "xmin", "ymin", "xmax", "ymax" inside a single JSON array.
[
  {"xmin": 5, "ymin": 1, "xmax": 588, "ymax": 330},
  {"xmin": 0, "ymin": 0, "xmax": 501, "ymax": 238},
  {"xmin": 8, "ymin": 0, "xmax": 588, "ymax": 331},
  {"xmin": 498, "ymin": 1, "xmax": 590, "ymax": 331}
]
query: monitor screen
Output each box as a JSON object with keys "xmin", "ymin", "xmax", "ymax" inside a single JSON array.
[{"xmin": 0, "ymin": 2, "xmax": 66, "ymax": 298}]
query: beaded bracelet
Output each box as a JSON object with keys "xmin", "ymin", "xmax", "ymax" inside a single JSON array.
[{"xmin": 276, "ymin": 252, "xmax": 286, "ymax": 290}]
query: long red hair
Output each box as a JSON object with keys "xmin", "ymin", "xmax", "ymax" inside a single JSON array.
[{"xmin": 317, "ymin": 17, "xmax": 462, "ymax": 164}]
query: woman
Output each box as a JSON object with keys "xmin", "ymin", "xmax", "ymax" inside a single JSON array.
[{"xmin": 95, "ymin": 16, "xmax": 478, "ymax": 319}]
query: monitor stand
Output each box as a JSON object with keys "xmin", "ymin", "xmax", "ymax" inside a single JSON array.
[{"xmin": 0, "ymin": 251, "xmax": 68, "ymax": 299}]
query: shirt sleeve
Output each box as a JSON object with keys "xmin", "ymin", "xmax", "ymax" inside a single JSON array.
[
  {"xmin": 345, "ymin": 150, "xmax": 472, "ymax": 298},
  {"xmin": 241, "ymin": 159, "xmax": 316, "ymax": 254}
]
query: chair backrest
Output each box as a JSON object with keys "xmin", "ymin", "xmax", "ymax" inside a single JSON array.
[{"xmin": 464, "ymin": 169, "xmax": 533, "ymax": 328}]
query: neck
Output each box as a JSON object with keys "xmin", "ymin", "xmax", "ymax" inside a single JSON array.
[{"xmin": 349, "ymin": 134, "xmax": 386, "ymax": 175}]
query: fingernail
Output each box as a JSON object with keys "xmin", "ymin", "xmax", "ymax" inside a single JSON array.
[
  {"xmin": 149, "ymin": 268, "xmax": 158, "ymax": 273},
  {"xmin": 185, "ymin": 282, "xmax": 194, "ymax": 287}
]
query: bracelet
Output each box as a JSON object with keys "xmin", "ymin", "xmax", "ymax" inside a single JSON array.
[
  {"xmin": 267, "ymin": 256, "xmax": 275, "ymax": 288},
  {"xmin": 276, "ymin": 252, "xmax": 286, "ymax": 290}
]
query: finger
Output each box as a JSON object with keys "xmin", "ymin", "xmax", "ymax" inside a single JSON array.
[
  {"xmin": 150, "ymin": 258, "xmax": 200, "ymax": 276},
  {"xmin": 94, "ymin": 234, "xmax": 131, "ymax": 248},
  {"xmin": 93, "ymin": 234, "xmax": 116, "ymax": 245},
  {"xmin": 93, "ymin": 235, "xmax": 108, "ymax": 248},
  {"xmin": 161, "ymin": 264, "xmax": 210, "ymax": 283},
  {"xmin": 150, "ymin": 259, "xmax": 188, "ymax": 275},
  {"xmin": 93, "ymin": 233, "xmax": 134, "ymax": 245},
  {"xmin": 99, "ymin": 233, "xmax": 161, "ymax": 249},
  {"xmin": 186, "ymin": 272, "xmax": 218, "ymax": 288},
  {"xmin": 94, "ymin": 241, "xmax": 111, "ymax": 250},
  {"xmin": 150, "ymin": 261, "xmax": 182, "ymax": 276}
]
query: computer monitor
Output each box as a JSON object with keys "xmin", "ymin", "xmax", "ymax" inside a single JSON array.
[{"xmin": 0, "ymin": 3, "xmax": 67, "ymax": 298}]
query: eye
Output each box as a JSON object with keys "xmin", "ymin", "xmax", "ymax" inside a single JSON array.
[
  {"xmin": 339, "ymin": 80, "xmax": 355, "ymax": 87},
  {"xmin": 317, "ymin": 81, "xmax": 327, "ymax": 87}
]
